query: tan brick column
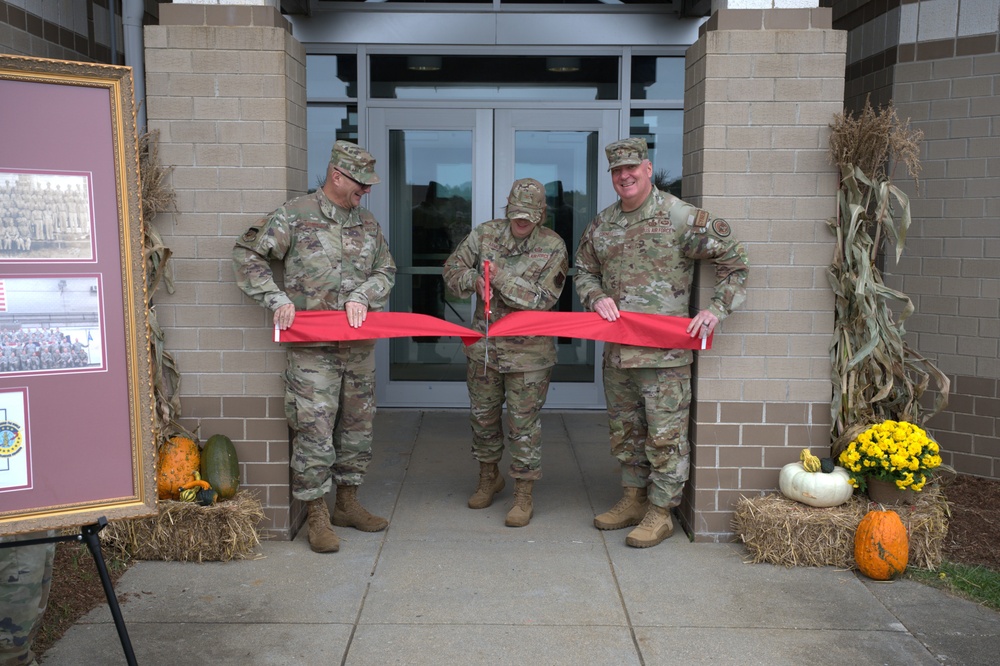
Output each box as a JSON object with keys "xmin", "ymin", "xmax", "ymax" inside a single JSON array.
[
  {"xmin": 144, "ymin": 2, "xmax": 306, "ymax": 538},
  {"xmin": 681, "ymin": 8, "xmax": 846, "ymax": 541}
]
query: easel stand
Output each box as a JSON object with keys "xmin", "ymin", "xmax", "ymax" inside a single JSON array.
[{"xmin": 1, "ymin": 517, "xmax": 137, "ymax": 665}]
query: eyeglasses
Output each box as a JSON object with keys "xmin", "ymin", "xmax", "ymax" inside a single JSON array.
[{"xmin": 335, "ymin": 168, "xmax": 372, "ymax": 190}]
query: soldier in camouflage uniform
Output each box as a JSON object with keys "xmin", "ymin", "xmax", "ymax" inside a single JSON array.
[
  {"xmin": 233, "ymin": 141, "xmax": 396, "ymax": 554},
  {"xmin": 0, "ymin": 540, "xmax": 55, "ymax": 666},
  {"xmin": 575, "ymin": 138, "xmax": 749, "ymax": 548},
  {"xmin": 443, "ymin": 178, "xmax": 568, "ymax": 527}
]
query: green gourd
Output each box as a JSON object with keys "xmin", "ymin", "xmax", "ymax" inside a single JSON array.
[{"xmin": 200, "ymin": 434, "xmax": 240, "ymax": 500}]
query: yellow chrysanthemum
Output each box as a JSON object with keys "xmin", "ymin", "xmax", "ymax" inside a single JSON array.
[{"xmin": 840, "ymin": 421, "xmax": 941, "ymax": 493}]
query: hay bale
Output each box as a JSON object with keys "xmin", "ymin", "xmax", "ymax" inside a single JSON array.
[
  {"xmin": 732, "ymin": 486, "xmax": 948, "ymax": 570},
  {"xmin": 101, "ymin": 491, "xmax": 264, "ymax": 563}
]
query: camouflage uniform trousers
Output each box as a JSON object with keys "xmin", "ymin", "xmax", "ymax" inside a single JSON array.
[
  {"xmin": 602, "ymin": 364, "xmax": 692, "ymax": 509},
  {"xmin": 284, "ymin": 344, "xmax": 376, "ymax": 501},
  {"xmin": 0, "ymin": 542, "xmax": 55, "ymax": 666},
  {"xmin": 465, "ymin": 362, "xmax": 552, "ymax": 481}
]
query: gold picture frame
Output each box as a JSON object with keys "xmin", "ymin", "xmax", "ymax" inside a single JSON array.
[{"xmin": 0, "ymin": 54, "xmax": 156, "ymax": 535}]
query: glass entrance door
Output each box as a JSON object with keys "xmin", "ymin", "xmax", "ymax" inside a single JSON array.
[
  {"xmin": 494, "ymin": 109, "xmax": 618, "ymax": 407},
  {"xmin": 369, "ymin": 107, "xmax": 616, "ymax": 408}
]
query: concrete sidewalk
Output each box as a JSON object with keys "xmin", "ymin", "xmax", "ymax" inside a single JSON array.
[{"xmin": 42, "ymin": 411, "xmax": 1000, "ymax": 665}]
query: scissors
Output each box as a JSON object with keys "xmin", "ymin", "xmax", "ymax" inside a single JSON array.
[{"xmin": 483, "ymin": 260, "xmax": 491, "ymax": 374}]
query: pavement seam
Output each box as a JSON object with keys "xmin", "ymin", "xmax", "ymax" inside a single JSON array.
[
  {"xmin": 339, "ymin": 410, "xmax": 423, "ymax": 664},
  {"xmin": 562, "ymin": 413, "xmax": 647, "ymax": 666},
  {"xmin": 860, "ymin": 577, "xmax": 943, "ymax": 663}
]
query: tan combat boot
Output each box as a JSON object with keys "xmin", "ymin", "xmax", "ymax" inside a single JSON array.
[
  {"xmin": 306, "ymin": 498, "xmax": 340, "ymax": 553},
  {"xmin": 332, "ymin": 484, "xmax": 388, "ymax": 532},
  {"xmin": 468, "ymin": 462, "xmax": 505, "ymax": 509},
  {"xmin": 593, "ymin": 486, "xmax": 648, "ymax": 530},
  {"xmin": 505, "ymin": 479, "xmax": 534, "ymax": 527},
  {"xmin": 625, "ymin": 504, "xmax": 674, "ymax": 548}
]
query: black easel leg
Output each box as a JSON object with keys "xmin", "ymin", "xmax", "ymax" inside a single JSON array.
[{"xmin": 81, "ymin": 518, "xmax": 138, "ymax": 666}]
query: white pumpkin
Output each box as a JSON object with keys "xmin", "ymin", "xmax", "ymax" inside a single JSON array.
[{"xmin": 778, "ymin": 461, "xmax": 854, "ymax": 508}]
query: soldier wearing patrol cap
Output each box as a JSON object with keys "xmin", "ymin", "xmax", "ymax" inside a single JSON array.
[
  {"xmin": 575, "ymin": 137, "xmax": 749, "ymax": 548},
  {"xmin": 233, "ymin": 140, "xmax": 396, "ymax": 554},
  {"xmin": 443, "ymin": 178, "xmax": 568, "ymax": 528}
]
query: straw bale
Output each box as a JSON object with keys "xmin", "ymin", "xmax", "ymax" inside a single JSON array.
[
  {"xmin": 732, "ymin": 486, "xmax": 948, "ymax": 570},
  {"xmin": 101, "ymin": 491, "xmax": 264, "ymax": 563}
]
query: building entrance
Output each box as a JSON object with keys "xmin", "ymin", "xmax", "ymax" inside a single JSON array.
[{"xmin": 368, "ymin": 107, "xmax": 618, "ymax": 408}]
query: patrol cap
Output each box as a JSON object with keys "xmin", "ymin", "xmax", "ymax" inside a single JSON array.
[
  {"xmin": 605, "ymin": 137, "xmax": 649, "ymax": 171},
  {"xmin": 505, "ymin": 178, "xmax": 546, "ymax": 224},
  {"xmin": 330, "ymin": 140, "xmax": 381, "ymax": 185}
]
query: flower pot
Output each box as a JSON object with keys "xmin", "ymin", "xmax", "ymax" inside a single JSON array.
[{"xmin": 866, "ymin": 477, "xmax": 917, "ymax": 505}]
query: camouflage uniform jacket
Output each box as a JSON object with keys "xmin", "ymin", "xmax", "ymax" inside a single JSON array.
[
  {"xmin": 575, "ymin": 185, "xmax": 748, "ymax": 369},
  {"xmin": 443, "ymin": 218, "xmax": 568, "ymax": 372},
  {"xmin": 233, "ymin": 189, "xmax": 396, "ymax": 347}
]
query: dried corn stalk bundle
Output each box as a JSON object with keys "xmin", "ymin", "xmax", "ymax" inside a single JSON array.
[
  {"xmin": 827, "ymin": 101, "xmax": 949, "ymax": 454},
  {"xmin": 138, "ymin": 130, "xmax": 191, "ymax": 444}
]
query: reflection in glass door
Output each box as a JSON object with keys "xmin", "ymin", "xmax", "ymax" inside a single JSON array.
[{"xmin": 388, "ymin": 129, "xmax": 474, "ymax": 382}]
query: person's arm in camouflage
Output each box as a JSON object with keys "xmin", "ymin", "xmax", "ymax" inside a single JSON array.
[
  {"xmin": 683, "ymin": 223, "xmax": 749, "ymax": 323},
  {"xmin": 572, "ymin": 218, "xmax": 606, "ymax": 309},
  {"xmin": 442, "ymin": 227, "xmax": 483, "ymax": 300},
  {"xmin": 345, "ymin": 220, "xmax": 396, "ymax": 312},
  {"xmin": 232, "ymin": 210, "xmax": 294, "ymax": 313},
  {"xmin": 491, "ymin": 241, "xmax": 568, "ymax": 312}
]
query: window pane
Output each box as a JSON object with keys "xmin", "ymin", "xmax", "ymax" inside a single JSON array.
[
  {"xmin": 630, "ymin": 110, "xmax": 683, "ymax": 197},
  {"xmin": 388, "ymin": 130, "xmax": 473, "ymax": 381},
  {"xmin": 306, "ymin": 106, "xmax": 358, "ymax": 192},
  {"xmin": 505, "ymin": 0, "xmax": 667, "ymax": 3},
  {"xmin": 306, "ymin": 54, "xmax": 358, "ymax": 99},
  {"xmin": 631, "ymin": 56, "xmax": 684, "ymax": 101},
  {"xmin": 326, "ymin": 0, "xmax": 490, "ymax": 3},
  {"xmin": 371, "ymin": 55, "xmax": 618, "ymax": 101}
]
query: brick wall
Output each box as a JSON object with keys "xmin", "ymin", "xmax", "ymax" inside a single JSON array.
[
  {"xmin": 829, "ymin": 0, "xmax": 900, "ymax": 113},
  {"xmin": 144, "ymin": 2, "xmax": 307, "ymax": 537},
  {"xmin": 890, "ymin": 42, "xmax": 1000, "ymax": 479},
  {"xmin": 0, "ymin": 0, "xmax": 160, "ymax": 63},
  {"xmin": 682, "ymin": 8, "xmax": 846, "ymax": 541}
]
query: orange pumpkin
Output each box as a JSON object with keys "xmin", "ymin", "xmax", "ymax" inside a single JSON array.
[
  {"xmin": 854, "ymin": 508, "xmax": 909, "ymax": 580},
  {"xmin": 156, "ymin": 436, "xmax": 201, "ymax": 500}
]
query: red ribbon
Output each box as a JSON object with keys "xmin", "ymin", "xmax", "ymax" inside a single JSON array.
[
  {"xmin": 277, "ymin": 311, "xmax": 482, "ymax": 345},
  {"xmin": 277, "ymin": 310, "xmax": 712, "ymax": 350},
  {"xmin": 488, "ymin": 310, "xmax": 712, "ymax": 350}
]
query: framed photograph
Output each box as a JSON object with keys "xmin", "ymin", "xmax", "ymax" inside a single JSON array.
[
  {"xmin": 0, "ymin": 170, "xmax": 96, "ymax": 262},
  {"xmin": 0, "ymin": 55, "xmax": 156, "ymax": 535}
]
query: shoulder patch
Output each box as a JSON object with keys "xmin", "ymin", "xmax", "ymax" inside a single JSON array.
[
  {"xmin": 711, "ymin": 218, "xmax": 731, "ymax": 238},
  {"xmin": 688, "ymin": 209, "xmax": 710, "ymax": 229},
  {"xmin": 241, "ymin": 227, "xmax": 260, "ymax": 243}
]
